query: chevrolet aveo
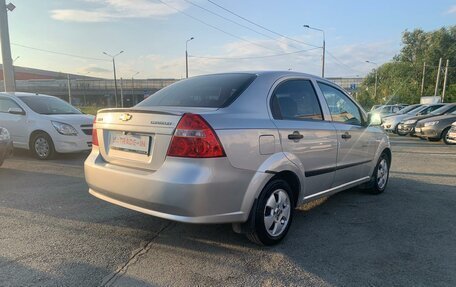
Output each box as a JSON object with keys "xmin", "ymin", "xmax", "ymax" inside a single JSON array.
[{"xmin": 85, "ymin": 72, "xmax": 391, "ymax": 245}]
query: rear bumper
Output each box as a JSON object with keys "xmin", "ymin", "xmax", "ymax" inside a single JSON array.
[{"xmin": 84, "ymin": 149, "xmax": 261, "ymax": 224}]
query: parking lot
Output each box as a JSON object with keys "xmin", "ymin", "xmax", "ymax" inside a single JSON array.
[{"xmin": 0, "ymin": 135, "xmax": 455, "ymax": 286}]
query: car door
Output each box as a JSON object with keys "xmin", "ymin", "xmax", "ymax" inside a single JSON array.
[
  {"xmin": 0, "ymin": 96, "xmax": 28, "ymax": 147},
  {"xmin": 316, "ymin": 82, "xmax": 373, "ymax": 187},
  {"xmin": 270, "ymin": 78, "xmax": 338, "ymax": 195}
]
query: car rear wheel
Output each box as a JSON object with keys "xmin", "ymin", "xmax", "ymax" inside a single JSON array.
[
  {"xmin": 362, "ymin": 153, "xmax": 390, "ymax": 195},
  {"xmin": 31, "ymin": 132, "xmax": 55, "ymax": 160},
  {"xmin": 246, "ymin": 179, "xmax": 294, "ymax": 246},
  {"xmin": 442, "ymin": 127, "xmax": 455, "ymax": 145}
]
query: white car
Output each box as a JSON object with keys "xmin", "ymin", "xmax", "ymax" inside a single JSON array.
[{"xmin": 0, "ymin": 92, "xmax": 94, "ymax": 159}]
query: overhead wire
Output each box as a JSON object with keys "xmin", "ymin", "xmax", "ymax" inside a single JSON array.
[
  {"xmin": 155, "ymin": 0, "xmax": 284, "ymax": 54},
  {"xmin": 11, "ymin": 43, "xmax": 110, "ymax": 62}
]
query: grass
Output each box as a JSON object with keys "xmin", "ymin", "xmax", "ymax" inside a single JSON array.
[{"xmin": 78, "ymin": 106, "xmax": 105, "ymax": 115}]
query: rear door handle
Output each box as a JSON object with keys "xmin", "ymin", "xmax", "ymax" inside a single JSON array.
[
  {"xmin": 288, "ymin": 131, "xmax": 304, "ymax": 140},
  {"xmin": 341, "ymin": 132, "xmax": 352, "ymax": 139}
]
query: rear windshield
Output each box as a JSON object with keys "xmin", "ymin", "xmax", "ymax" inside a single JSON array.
[{"xmin": 137, "ymin": 73, "xmax": 256, "ymax": 108}]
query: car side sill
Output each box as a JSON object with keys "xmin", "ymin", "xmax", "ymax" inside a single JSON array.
[{"xmin": 303, "ymin": 176, "xmax": 371, "ymax": 201}]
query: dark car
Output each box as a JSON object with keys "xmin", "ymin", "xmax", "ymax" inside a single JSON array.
[
  {"xmin": 397, "ymin": 103, "xmax": 456, "ymax": 136},
  {"xmin": 0, "ymin": 127, "xmax": 13, "ymax": 166},
  {"xmin": 415, "ymin": 110, "xmax": 456, "ymax": 144}
]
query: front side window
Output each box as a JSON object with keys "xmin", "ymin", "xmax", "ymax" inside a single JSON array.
[
  {"xmin": 271, "ymin": 80, "xmax": 323, "ymax": 121},
  {"xmin": 0, "ymin": 98, "xmax": 22, "ymax": 113},
  {"xmin": 317, "ymin": 82, "xmax": 363, "ymax": 126}
]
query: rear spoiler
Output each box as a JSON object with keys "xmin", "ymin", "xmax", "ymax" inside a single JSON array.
[{"xmin": 97, "ymin": 108, "xmax": 182, "ymax": 116}]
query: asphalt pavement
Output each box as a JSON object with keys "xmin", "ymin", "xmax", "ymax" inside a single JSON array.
[{"xmin": 0, "ymin": 135, "xmax": 455, "ymax": 286}]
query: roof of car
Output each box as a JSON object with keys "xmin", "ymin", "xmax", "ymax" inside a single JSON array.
[{"xmin": 0, "ymin": 92, "xmax": 56, "ymax": 99}]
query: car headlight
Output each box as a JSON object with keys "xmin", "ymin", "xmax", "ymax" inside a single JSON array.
[
  {"xmin": 51, "ymin": 121, "xmax": 78, "ymax": 136},
  {"xmin": 404, "ymin": 120, "xmax": 417, "ymax": 125},
  {"xmin": 0, "ymin": 127, "xmax": 10, "ymax": 141},
  {"xmin": 424, "ymin": 121, "xmax": 439, "ymax": 127}
]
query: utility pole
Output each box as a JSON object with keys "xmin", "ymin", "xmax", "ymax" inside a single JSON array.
[
  {"xmin": 102, "ymin": 51, "xmax": 123, "ymax": 107},
  {"xmin": 67, "ymin": 74, "xmax": 72, "ymax": 104},
  {"xmin": 120, "ymin": 77, "xmax": 124, "ymax": 108},
  {"xmin": 185, "ymin": 37, "xmax": 194, "ymax": 78},
  {"xmin": 434, "ymin": 58, "xmax": 442, "ymax": 97},
  {"xmin": 0, "ymin": 1, "xmax": 16, "ymax": 92},
  {"xmin": 442, "ymin": 59, "xmax": 449, "ymax": 102},
  {"xmin": 420, "ymin": 62, "xmax": 426, "ymax": 96}
]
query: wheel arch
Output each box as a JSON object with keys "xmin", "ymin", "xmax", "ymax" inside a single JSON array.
[{"xmin": 29, "ymin": 130, "xmax": 53, "ymax": 149}]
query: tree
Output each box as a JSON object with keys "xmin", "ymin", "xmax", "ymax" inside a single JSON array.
[{"xmin": 358, "ymin": 26, "xmax": 456, "ymax": 108}]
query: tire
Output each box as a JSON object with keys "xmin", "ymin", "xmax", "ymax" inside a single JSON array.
[
  {"xmin": 362, "ymin": 153, "xmax": 390, "ymax": 195},
  {"xmin": 442, "ymin": 127, "xmax": 455, "ymax": 145},
  {"xmin": 246, "ymin": 179, "xmax": 294, "ymax": 246},
  {"xmin": 397, "ymin": 129, "xmax": 408, "ymax": 136},
  {"xmin": 30, "ymin": 132, "xmax": 55, "ymax": 160}
]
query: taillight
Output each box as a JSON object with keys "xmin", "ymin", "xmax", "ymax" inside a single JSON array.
[
  {"xmin": 167, "ymin": 113, "xmax": 225, "ymax": 158},
  {"xmin": 92, "ymin": 117, "xmax": 98, "ymax": 147}
]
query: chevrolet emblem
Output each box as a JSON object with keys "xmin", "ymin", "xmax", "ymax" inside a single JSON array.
[{"xmin": 119, "ymin": 113, "xmax": 133, "ymax": 121}]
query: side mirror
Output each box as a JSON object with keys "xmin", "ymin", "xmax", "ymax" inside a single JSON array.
[
  {"xmin": 368, "ymin": 113, "xmax": 382, "ymax": 126},
  {"xmin": 8, "ymin": 107, "xmax": 25, "ymax": 115}
]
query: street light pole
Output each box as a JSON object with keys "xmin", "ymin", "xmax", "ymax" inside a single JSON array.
[
  {"xmin": 103, "ymin": 50, "xmax": 123, "ymax": 107},
  {"xmin": 185, "ymin": 37, "xmax": 194, "ymax": 78},
  {"xmin": 0, "ymin": 1, "xmax": 16, "ymax": 92},
  {"xmin": 366, "ymin": 60, "xmax": 378, "ymax": 99},
  {"xmin": 303, "ymin": 25, "xmax": 325, "ymax": 78}
]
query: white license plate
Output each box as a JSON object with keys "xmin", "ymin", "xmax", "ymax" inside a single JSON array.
[
  {"xmin": 109, "ymin": 132, "xmax": 151, "ymax": 155},
  {"xmin": 415, "ymin": 128, "xmax": 421, "ymax": 133}
]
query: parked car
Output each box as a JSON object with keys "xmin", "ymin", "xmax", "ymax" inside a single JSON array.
[
  {"xmin": 85, "ymin": 71, "xmax": 391, "ymax": 245},
  {"xmin": 0, "ymin": 127, "xmax": 13, "ymax": 166},
  {"xmin": 370, "ymin": 104, "xmax": 383, "ymax": 111},
  {"xmin": 382, "ymin": 104, "xmax": 444, "ymax": 134},
  {"xmin": 397, "ymin": 103, "xmax": 456, "ymax": 136},
  {"xmin": 446, "ymin": 121, "xmax": 456, "ymax": 144},
  {"xmin": 415, "ymin": 110, "xmax": 456, "ymax": 144},
  {"xmin": 368, "ymin": 104, "xmax": 407, "ymax": 120},
  {"xmin": 0, "ymin": 93, "xmax": 94, "ymax": 159}
]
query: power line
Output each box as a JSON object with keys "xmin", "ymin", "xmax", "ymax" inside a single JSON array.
[
  {"xmin": 189, "ymin": 47, "xmax": 320, "ymax": 60},
  {"xmin": 206, "ymin": 0, "xmax": 320, "ymax": 49},
  {"xmin": 325, "ymin": 50, "xmax": 364, "ymax": 75},
  {"xmin": 184, "ymin": 0, "xmax": 304, "ymax": 52},
  {"xmin": 11, "ymin": 43, "xmax": 110, "ymax": 62},
  {"xmin": 155, "ymin": 0, "xmax": 281, "ymax": 53}
]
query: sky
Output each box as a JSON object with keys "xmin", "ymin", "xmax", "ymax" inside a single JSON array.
[{"xmin": 5, "ymin": 0, "xmax": 456, "ymax": 79}]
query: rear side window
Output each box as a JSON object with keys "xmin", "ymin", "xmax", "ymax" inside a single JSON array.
[
  {"xmin": 271, "ymin": 80, "xmax": 323, "ymax": 121},
  {"xmin": 137, "ymin": 73, "xmax": 256, "ymax": 108}
]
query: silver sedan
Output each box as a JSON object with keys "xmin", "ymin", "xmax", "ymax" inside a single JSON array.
[{"xmin": 85, "ymin": 71, "xmax": 391, "ymax": 245}]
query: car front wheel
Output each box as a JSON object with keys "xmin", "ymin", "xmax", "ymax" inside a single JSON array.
[
  {"xmin": 442, "ymin": 127, "xmax": 455, "ymax": 145},
  {"xmin": 31, "ymin": 132, "xmax": 55, "ymax": 160},
  {"xmin": 362, "ymin": 153, "xmax": 390, "ymax": 194}
]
